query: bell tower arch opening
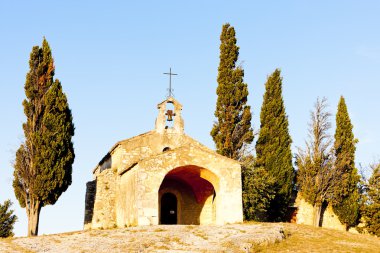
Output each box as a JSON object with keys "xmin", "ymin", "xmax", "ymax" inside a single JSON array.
[
  {"xmin": 155, "ymin": 97, "xmax": 184, "ymax": 134},
  {"xmin": 158, "ymin": 165, "xmax": 219, "ymax": 225},
  {"xmin": 165, "ymin": 101, "xmax": 175, "ymax": 128}
]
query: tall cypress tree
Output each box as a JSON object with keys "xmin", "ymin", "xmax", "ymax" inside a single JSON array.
[
  {"xmin": 255, "ymin": 69, "xmax": 294, "ymax": 221},
  {"xmin": 332, "ymin": 96, "xmax": 360, "ymax": 229},
  {"xmin": 13, "ymin": 38, "xmax": 75, "ymax": 236},
  {"xmin": 211, "ymin": 23, "xmax": 253, "ymax": 160}
]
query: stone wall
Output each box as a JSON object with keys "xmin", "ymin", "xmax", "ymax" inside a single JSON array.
[
  {"xmin": 116, "ymin": 131, "xmax": 189, "ymax": 176},
  {"xmin": 91, "ymin": 168, "xmax": 117, "ymax": 229},
  {"xmin": 84, "ymin": 180, "xmax": 97, "ymax": 229},
  {"xmin": 200, "ymin": 195, "xmax": 215, "ymax": 225},
  {"xmin": 295, "ymin": 195, "xmax": 346, "ymax": 231},
  {"xmin": 321, "ymin": 205, "xmax": 346, "ymax": 231},
  {"xmin": 134, "ymin": 144, "xmax": 243, "ymax": 226},
  {"xmin": 116, "ymin": 166, "xmax": 138, "ymax": 227},
  {"xmin": 87, "ymin": 141, "xmax": 242, "ymax": 229}
]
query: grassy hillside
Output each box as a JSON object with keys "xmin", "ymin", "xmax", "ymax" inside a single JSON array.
[
  {"xmin": 0, "ymin": 223, "xmax": 378, "ymax": 252},
  {"xmin": 257, "ymin": 223, "xmax": 380, "ymax": 253}
]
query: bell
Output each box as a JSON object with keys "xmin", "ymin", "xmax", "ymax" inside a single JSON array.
[{"xmin": 166, "ymin": 110, "xmax": 173, "ymax": 121}]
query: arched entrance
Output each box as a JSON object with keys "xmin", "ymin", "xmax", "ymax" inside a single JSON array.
[
  {"xmin": 160, "ymin": 192, "xmax": 178, "ymax": 224},
  {"xmin": 158, "ymin": 165, "xmax": 219, "ymax": 225}
]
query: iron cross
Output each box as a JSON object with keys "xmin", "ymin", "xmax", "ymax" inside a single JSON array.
[{"xmin": 164, "ymin": 68, "xmax": 178, "ymax": 98}]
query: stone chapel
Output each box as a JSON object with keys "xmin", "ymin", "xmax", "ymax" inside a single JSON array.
[{"xmin": 84, "ymin": 96, "xmax": 243, "ymax": 229}]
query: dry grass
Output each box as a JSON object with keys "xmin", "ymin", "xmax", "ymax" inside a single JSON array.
[
  {"xmin": 1, "ymin": 223, "xmax": 378, "ymax": 252},
  {"xmin": 254, "ymin": 223, "xmax": 380, "ymax": 253},
  {"xmin": 153, "ymin": 227, "xmax": 166, "ymax": 232},
  {"xmin": 0, "ymin": 238, "xmax": 35, "ymax": 253},
  {"xmin": 193, "ymin": 229, "xmax": 209, "ymax": 240}
]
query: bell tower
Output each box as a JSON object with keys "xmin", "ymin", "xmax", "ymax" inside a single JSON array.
[
  {"xmin": 155, "ymin": 96, "xmax": 184, "ymax": 134},
  {"xmin": 156, "ymin": 68, "xmax": 184, "ymax": 134}
]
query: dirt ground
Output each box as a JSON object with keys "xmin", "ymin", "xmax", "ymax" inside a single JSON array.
[
  {"xmin": 0, "ymin": 223, "xmax": 284, "ymax": 253},
  {"xmin": 1, "ymin": 223, "xmax": 379, "ymax": 253}
]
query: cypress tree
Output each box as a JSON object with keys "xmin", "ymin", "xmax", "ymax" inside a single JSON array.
[
  {"xmin": 332, "ymin": 96, "xmax": 360, "ymax": 229},
  {"xmin": 362, "ymin": 163, "xmax": 380, "ymax": 236},
  {"xmin": 0, "ymin": 200, "xmax": 17, "ymax": 238},
  {"xmin": 296, "ymin": 97, "xmax": 341, "ymax": 227},
  {"xmin": 211, "ymin": 23, "xmax": 253, "ymax": 160},
  {"xmin": 13, "ymin": 38, "xmax": 75, "ymax": 236},
  {"xmin": 255, "ymin": 69, "xmax": 294, "ymax": 221}
]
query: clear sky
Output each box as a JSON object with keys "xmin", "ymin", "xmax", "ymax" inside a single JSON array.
[{"xmin": 1, "ymin": 1, "xmax": 379, "ymax": 236}]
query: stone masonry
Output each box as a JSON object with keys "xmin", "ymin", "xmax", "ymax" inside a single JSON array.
[
  {"xmin": 84, "ymin": 97, "xmax": 243, "ymax": 229},
  {"xmin": 294, "ymin": 194, "xmax": 347, "ymax": 231}
]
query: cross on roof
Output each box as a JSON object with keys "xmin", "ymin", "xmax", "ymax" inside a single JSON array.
[{"xmin": 163, "ymin": 68, "xmax": 177, "ymax": 98}]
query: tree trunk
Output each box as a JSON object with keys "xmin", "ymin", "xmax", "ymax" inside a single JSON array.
[
  {"xmin": 27, "ymin": 200, "xmax": 41, "ymax": 236},
  {"xmin": 313, "ymin": 203, "xmax": 322, "ymax": 227}
]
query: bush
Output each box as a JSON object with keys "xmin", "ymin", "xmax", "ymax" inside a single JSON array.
[
  {"xmin": 0, "ymin": 200, "xmax": 17, "ymax": 237},
  {"xmin": 242, "ymin": 156, "xmax": 276, "ymax": 221}
]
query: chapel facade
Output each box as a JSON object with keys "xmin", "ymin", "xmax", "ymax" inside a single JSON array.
[{"xmin": 84, "ymin": 97, "xmax": 243, "ymax": 229}]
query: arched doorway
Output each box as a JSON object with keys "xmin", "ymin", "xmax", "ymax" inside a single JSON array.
[
  {"xmin": 158, "ymin": 165, "xmax": 219, "ymax": 225},
  {"xmin": 160, "ymin": 192, "xmax": 178, "ymax": 224}
]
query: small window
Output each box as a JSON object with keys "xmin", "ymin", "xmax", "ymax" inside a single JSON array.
[{"xmin": 163, "ymin": 147, "xmax": 171, "ymax": 152}]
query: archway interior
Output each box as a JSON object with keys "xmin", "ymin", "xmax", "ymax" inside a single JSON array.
[{"xmin": 159, "ymin": 165, "xmax": 217, "ymax": 225}]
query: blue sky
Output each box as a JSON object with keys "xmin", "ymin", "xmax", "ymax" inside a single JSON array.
[{"xmin": 1, "ymin": 1, "xmax": 379, "ymax": 236}]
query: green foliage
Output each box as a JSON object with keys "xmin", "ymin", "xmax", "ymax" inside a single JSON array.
[
  {"xmin": 0, "ymin": 200, "xmax": 17, "ymax": 238},
  {"xmin": 13, "ymin": 145, "xmax": 29, "ymax": 209},
  {"xmin": 333, "ymin": 189, "xmax": 360, "ymax": 228},
  {"xmin": 296, "ymin": 98, "xmax": 339, "ymax": 211},
  {"xmin": 242, "ymin": 156, "xmax": 276, "ymax": 221},
  {"xmin": 211, "ymin": 23, "xmax": 253, "ymax": 160},
  {"xmin": 13, "ymin": 38, "xmax": 75, "ymax": 235},
  {"xmin": 332, "ymin": 96, "xmax": 360, "ymax": 228},
  {"xmin": 362, "ymin": 164, "xmax": 380, "ymax": 236},
  {"xmin": 255, "ymin": 69, "xmax": 294, "ymax": 221}
]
